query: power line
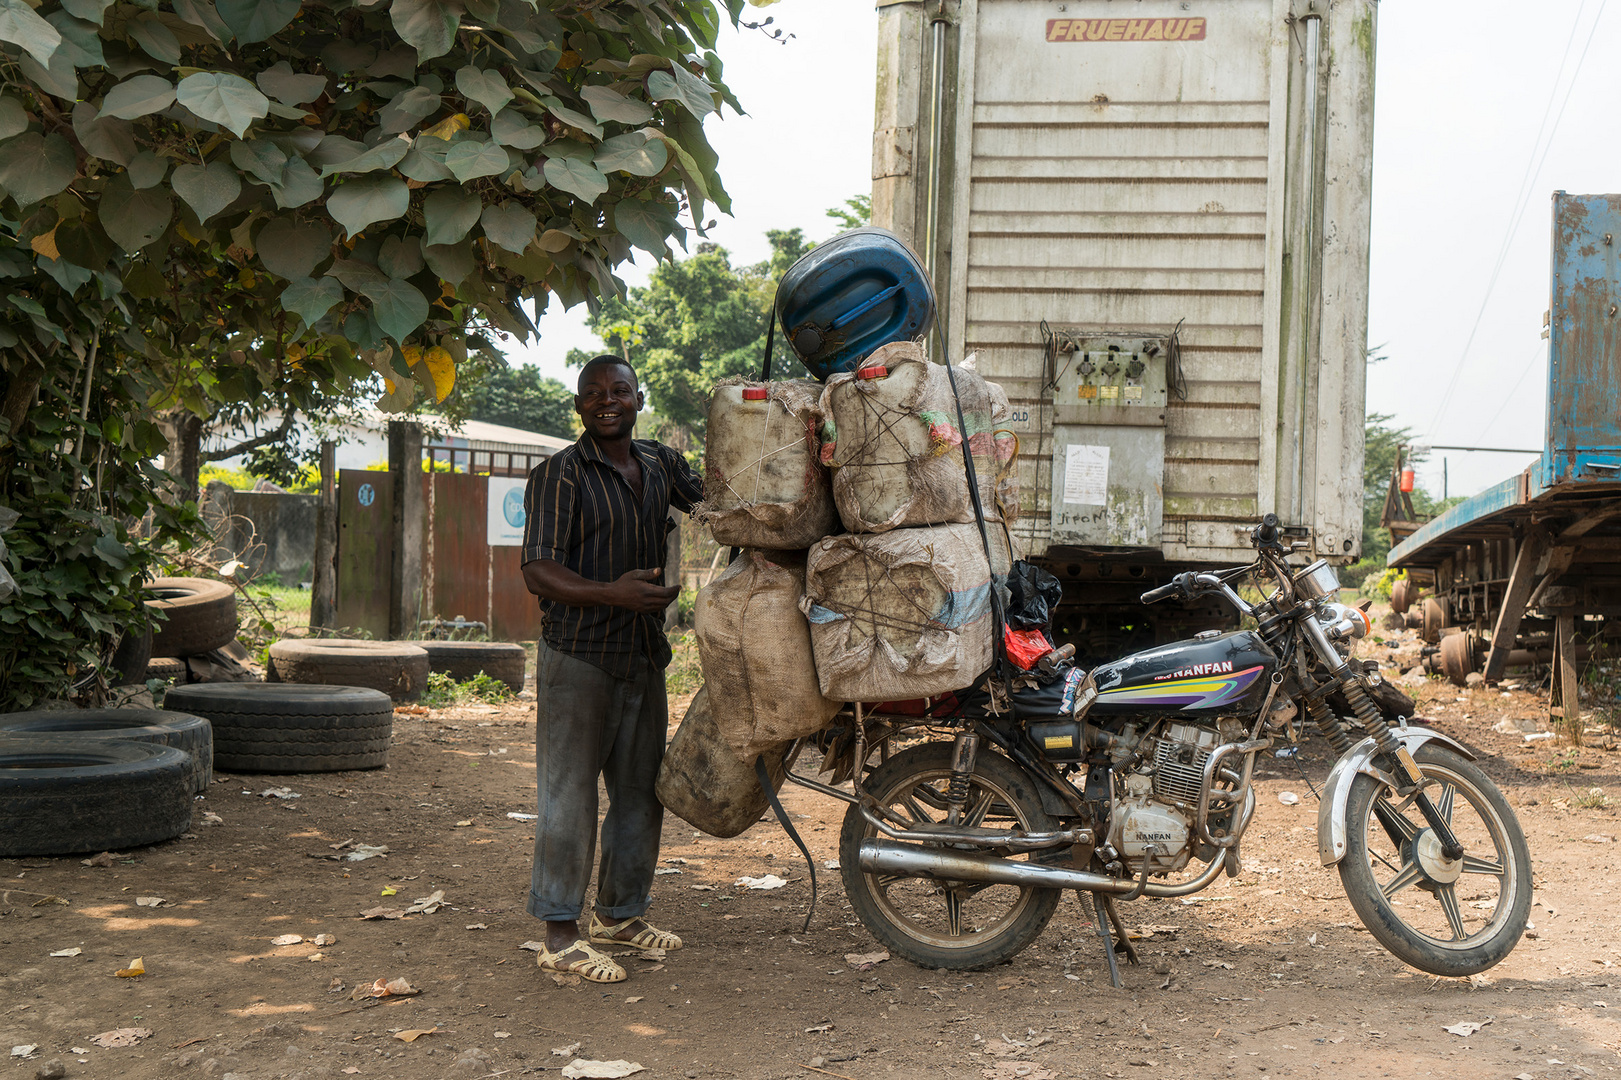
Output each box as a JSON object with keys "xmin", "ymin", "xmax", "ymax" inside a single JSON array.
[{"xmin": 1423, "ymin": 0, "xmax": 1606, "ymax": 434}]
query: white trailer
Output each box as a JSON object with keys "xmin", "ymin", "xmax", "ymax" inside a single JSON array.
[{"xmin": 871, "ymin": 0, "xmax": 1376, "ymax": 649}]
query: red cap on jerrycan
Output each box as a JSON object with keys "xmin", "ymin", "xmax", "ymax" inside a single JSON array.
[
  {"xmin": 856, "ymin": 365, "xmax": 888, "ymax": 380},
  {"xmin": 741, "ymin": 387, "xmax": 769, "ymax": 400}
]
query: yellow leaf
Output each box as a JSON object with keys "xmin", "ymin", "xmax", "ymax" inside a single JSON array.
[
  {"xmin": 30, "ymin": 223, "xmax": 60, "ymax": 261},
  {"xmin": 401, "ymin": 343, "xmax": 423, "ymax": 366},
  {"xmin": 115, "ymin": 957, "xmax": 146, "ymax": 978},
  {"xmin": 383, "ymin": 378, "xmax": 397, "ymax": 395},
  {"xmin": 380, "ymin": 886, "xmax": 397, "ymax": 897},
  {"xmin": 420, "ymin": 346, "xmax": 455, "ymax": 403},
  {"xmin": 393, "ymin": 1027, "xmax": 439, "ymax": 1043},
  {"xmin": 420, "ymin": 112, "xmax": 470, "ymax": 141},
  {"xmin": 286, "ymin": 343, "xmax": 305, "ymax": 362}
]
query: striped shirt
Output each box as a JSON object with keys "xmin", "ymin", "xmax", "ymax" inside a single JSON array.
[{"xmin": 521, "ymin": 433, "xmax": 702, "ymax": 678}]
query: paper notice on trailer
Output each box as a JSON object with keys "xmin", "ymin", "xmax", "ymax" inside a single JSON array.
[{"xmin": 1063, "ymin": 445, "xmax": 1109, "ymax": 505}]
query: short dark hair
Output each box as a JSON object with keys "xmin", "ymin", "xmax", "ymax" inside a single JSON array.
[{"xmin": 576, "ymin": 354, "xmax": 638, "ymax": 393}]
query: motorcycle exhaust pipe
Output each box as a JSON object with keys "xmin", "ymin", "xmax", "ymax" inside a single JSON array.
[{"xmin": 858, "ymin": 838, "xmax": 1139, "ymax": 895}]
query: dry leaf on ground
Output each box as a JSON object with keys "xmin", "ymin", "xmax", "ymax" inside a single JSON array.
[
  {"xmin": 49, "ymin": 947, "xmax": 81, "ymax": 958},
  {"xmin": 393, "ymin": 1028, "xmax": 438, "ymax": 1042},
  {"xmin": 845, "ymin": 950, "xmax": 889, "ymax": 969},
  {"xmin": 115, "ymin": 957, "xmax": 146, "ymax": 977},
  {"xmin": 271, "ymin": 934, "xmax": 303, "ymax": 946},
  {"xmin": 135, "ymin": 896, "xmax": 167, "ymax": 907},
  {"xmin": 561, "ymin": 1059, "xmax": 645, "ymax": 1079},
  {"xmin": 90, "ymin": 1028, "xmax": 153, "ymax": 1048}
]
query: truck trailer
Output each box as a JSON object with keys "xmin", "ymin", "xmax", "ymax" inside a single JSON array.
[{"xmin": 870, "ymin": 0, "xmax": 1377, "ymax": 656}]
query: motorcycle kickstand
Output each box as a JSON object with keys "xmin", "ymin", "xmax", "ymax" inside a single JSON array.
[
  {"xmin": 1087, "ymin": 891, "xmax": 1126, "ymax": 989},
  {"xmin": 1101, "ymin": 894, "xmax": 1141, "ymax": 969}
]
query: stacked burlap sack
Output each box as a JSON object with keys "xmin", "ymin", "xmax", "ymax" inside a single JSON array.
[{"xmin": 656, "ymin": 345, "xmax": 1019, "ymax": 837}]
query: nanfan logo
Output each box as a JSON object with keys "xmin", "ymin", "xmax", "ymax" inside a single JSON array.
[
  {"xmin": 1153, "ymin": 659, "xmax": 1234, "ymax": 682},
  {"xmin": 1045, "ymin": 17, "xmax": 1207, "ymax": 42}
]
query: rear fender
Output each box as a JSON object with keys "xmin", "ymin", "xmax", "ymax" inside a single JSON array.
[{"xmin": 1316, "ymin": 727, "xmax": 1475, "ymax": 866}]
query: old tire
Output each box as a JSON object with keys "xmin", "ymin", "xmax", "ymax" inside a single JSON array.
[
  {"xmin": 107, "ymin": 626, "xmax": 153, "ymax": 686},
  {"xmin": 419, "ymin": 641, "xmax": 526, "ymax": 691},
  {"xmin": 268, "ymin": 640, "xmax": 429, "ymax": 702},
  {"xmin": 1420, "ymin": 597, "xmax": 1450, "ymax": 644},
  {"xmin": 147, "ymin": 577, "xmax": 238, "ymax": 658},
  {"xmin": 839, "ymin": 743, "xmax": 1062, "ymax": 971},
  {"xmin": 1338, "ymin": 744, "xmax": 1531, "ymax": 976},
  {"xmin": 164, "ymin": 683, "xmax": 393, "ymax": 773},
  {"xmin": 0, "ymin": 709, "xmax": 213, "ymax": 793},
  {"xmin": 146, "ymin": 657, "xmax": 188, "ymax": 682},
  {"xmin": 0, "ymin": 736, "xmax": 193, "ymax": 857}
]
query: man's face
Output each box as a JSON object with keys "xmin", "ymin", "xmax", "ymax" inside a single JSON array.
[{"xmin": 575, "ymin": 363, "xmax": 643, "ymax": 441}]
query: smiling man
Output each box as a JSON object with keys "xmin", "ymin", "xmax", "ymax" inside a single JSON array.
[{"xmin": 519, "ymin": 354, "xmax": 703, "ymax": 984}]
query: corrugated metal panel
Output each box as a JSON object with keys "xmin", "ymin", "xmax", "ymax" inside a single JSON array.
[{"xmin": 955, "ymin": 0, "xmax": 1275, "ymax": 556}]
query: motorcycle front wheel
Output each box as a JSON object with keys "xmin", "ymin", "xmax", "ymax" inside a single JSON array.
[
  {"xmin": 1338, "ymin": 744, "xmax": 1532, "ymax": 976},
  {"xmin": 838, "ymin": 743, "xmax": 1062, "ymax": 970}
]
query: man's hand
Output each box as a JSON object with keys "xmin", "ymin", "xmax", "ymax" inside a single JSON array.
[{"xmin": 606, "ymin": 568, "xmax": 681, "ymax": 614}]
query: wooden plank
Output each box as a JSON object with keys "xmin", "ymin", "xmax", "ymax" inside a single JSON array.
[
  {"xmin": 1483, "ymin": 532, "xmax": 1548, "ymax": 682},
  {"xmin": 1552, "ymin": 611, "xmax": 1582, "ymax": 746}
]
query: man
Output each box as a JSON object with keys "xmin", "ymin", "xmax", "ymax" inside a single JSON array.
[{"xmin": 520, "ymin": 354, "xmax": 702, "ymax": 984}]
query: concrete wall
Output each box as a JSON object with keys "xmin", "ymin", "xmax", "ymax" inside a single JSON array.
[{"xmin": 202, "ymin": 482, "xmax": 320, "ymax": 583}]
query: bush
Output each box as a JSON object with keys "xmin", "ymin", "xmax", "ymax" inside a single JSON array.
[
  {"xmin": 422, "ymin": 671, "xmax": 516, "ymax": 709},
  {"xmin": 1361, "ymin": 567, "xmax": 1403, "ymax": 601}
]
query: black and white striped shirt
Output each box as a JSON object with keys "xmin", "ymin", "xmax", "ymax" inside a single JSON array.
[{"xmin": 521, "ymin": 433, "xmax": 702, "ymax": 677}]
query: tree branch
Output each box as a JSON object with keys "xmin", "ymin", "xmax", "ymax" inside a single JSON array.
[{"xmin": 199, "ymin": 408, "xmax": 298, "ymax": 463}]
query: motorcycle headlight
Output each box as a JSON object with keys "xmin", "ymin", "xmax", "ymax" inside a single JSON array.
[
  {"xmin": 1316, "ymin": 602, "xmax": 1370, "ymax": 643},
  {"xmin": 1293, "ymin": 559, "xmax": 1342, "ymax": 601}
]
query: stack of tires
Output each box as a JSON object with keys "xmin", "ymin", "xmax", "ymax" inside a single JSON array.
[
  {"xmin": 0, "ymin": 709, "xmax": 213, "ymax": 858},
  {"xmin": 143, "ymin": 576, "xmax": 240, "ymax": 682}
]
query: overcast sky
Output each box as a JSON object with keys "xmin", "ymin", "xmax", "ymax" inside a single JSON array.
[{"xmin": 507, "ymin": 0, "xmax": 1619, "ymax": 502}]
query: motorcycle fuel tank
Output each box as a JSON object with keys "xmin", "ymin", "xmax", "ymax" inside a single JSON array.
[{"xmin": 1088, "ymin": 630, "xmax": 1277, "ymax": 717}]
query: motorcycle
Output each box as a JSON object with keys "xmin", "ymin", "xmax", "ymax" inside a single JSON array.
[{"xmin": 777, "ymin": 515, "xmax": 1531, "ymax": 980}]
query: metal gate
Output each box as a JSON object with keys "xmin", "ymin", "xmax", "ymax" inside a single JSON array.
[{"xmin": 334, "ymin": 469, "xmax": 393, "ymax": 638}]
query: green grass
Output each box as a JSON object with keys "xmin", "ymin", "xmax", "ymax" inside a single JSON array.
[{"xmin": 421, "ymin": 671, "xmax": 516, "ymax": 708}]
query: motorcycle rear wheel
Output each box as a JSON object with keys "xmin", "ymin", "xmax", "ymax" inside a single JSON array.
[
  {"xmin": 839, "ymin": 743, "xmax": 1062, "ymax": 970},
  {"xmin": 1338, "ymin": 744, "xmax": 1531, "ymax": 976}
]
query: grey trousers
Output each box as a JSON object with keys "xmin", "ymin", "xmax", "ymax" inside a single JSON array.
[{"xmin": 527, "ymin": 641, "xmax": 668, "ymax": 923}]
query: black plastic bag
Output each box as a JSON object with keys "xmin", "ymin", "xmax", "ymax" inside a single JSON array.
[{"xmin": 1006, "ymin": 560, "xmax": 1062, "ymax": 629}]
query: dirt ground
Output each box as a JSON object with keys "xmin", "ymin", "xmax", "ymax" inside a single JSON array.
[{"xmin": 4, "ymin": 610, "xmax": 1620, "ymax": 1080}]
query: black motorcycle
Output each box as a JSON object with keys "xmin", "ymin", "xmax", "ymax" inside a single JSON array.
[{"xmin": 780, "ymin": 515, "xmax": 1531, "ymax": 980}]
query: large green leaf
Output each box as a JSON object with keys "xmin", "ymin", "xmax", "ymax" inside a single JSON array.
[
  {"xmin": 171, "ymin": 158, "xmax": 242, "ymax": 222},
  {"xmin": 594, "ymin": 132, "xmax": 667, "ymax": 177},
  {"xmin": 0, "ymin": 96, "xmax": 26, "ymax": 141},
  {"xmin": 580, "ymin": 84, "xmax": 654, "ymax": 125},
  {"xmin": 326, "ymin": 175, "xmax": 410, "ymax": 238},
  {"xmin": 539, "ymin": 97, "xmax": 602, "ymax": 139},
  {"xmin": 216, "ymin": 0, "xmax": 299, "ymax": 43},
  {"xmin": 99, "ymin": 179, "xmax": 173, "ymax": 252},
  {"xmin": 479, "ymin": 202, "xmax": 535, "ymax": 254},
  {"xmin": 126, "ymin": 149, "xmax": 168, "ymax": 189},
  {"xmin": 391, "ymin": 0, "xmax": 464, "ymax": 61},
  {"xmin": 378, "ymin": 84, "xmax": 443, "ymax": 133},
  {"xmin": 326, "ymin": 257, "xmax": 389, "ymax": 293},
  {"xmin": 0, "ymin": 0, "xmax": 63, "ymax": 67},
  {"xmin": 171, "ymin": 0, "xmax": 229, "ymax": 43},
  {"xmin": 0, "ymin": 133, "xmax": 76, "ymax": 207},
  {"xmin": 60, "ymin": 0, "xmax": 114, "ymax": 25},
  {"xmin": 256, "ymin": 217, "xmax": 332, "ymax": 279},
  {"xmin": 423, "ymin": 186, "xmax": 479, "ymax": 246},
  {"xmin": 444, "ymin": 139, "xmax": 511, "ymax": 183},
  {"xmin": 490, "ymin": 108, "xmax": 546, "ymax": 150},
  {"xmin": 646, "ymin": 65, "xmax": 716, "ymax": 119},
  {"xmin": 17, "ymin": 49, "xmax": 75, "ymax": 101},
  {"xmin": 319, "ymin": 134, "xmax": 411, "ymax": 177},
  {"xmin": 542, "ymin": 156, "xmax": 608, "ymax": 203},
  {"xmin": 360, "ymin": 277, "xmax": 428, "ymax": 342},
  {"xmin": 378, "ymin": 234, "xmax": 424, "ymax": 279},
  {"xmin": 101, "ymin": 75, "xmax": 177, "ymax": 120},
  {"xmin": 271, "ymin": 158, "xmax": 323, "ymax": 210},
  {"xmin": 229, "ymin": 137, "xmax": 287, "ymax": 185},
  {"xmin": 610, "ymin": 199, "xmax": 676, "ymax": 256},
  {"xmin": 399, "ymin": 144, "xmax": 454, "ymax": 182},
  {"xmin": 177, "ymin": 72, "xmax": 269, "ymax": 138},
  {"xmin": 280, "ymin": 275, "xmax": 343, "ymax": 327},
  {"xmin": 44, "ymin": 11, "xmax": 102, "ymax": 67},
  {"xmin": 256, "ymin": 61, "xmax": 329, "ymax": 105},
  {"xmin": 423, "ymin": 240, "xmax": 474, "ymax": 283},
  {"xmin": 455, "ymin": 66, "xmax": 512, "ymax": 114},
  {"xmin": 127, "ymin": 12, "xmax": 180, "ymax": 64},
  {"xmin": 70, "ymin": 101, "xmax": 135, "ymax": 165}
]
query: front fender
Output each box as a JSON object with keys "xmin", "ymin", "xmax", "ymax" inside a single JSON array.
[{"xmin": 1316, "ymin": 727, "xmax": 1475, "ymax": 866}]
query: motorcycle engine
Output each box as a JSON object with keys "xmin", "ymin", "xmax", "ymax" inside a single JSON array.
[{"xmin": 1106, "ymin": 719, "xmax": 1245, "ymax": 874}]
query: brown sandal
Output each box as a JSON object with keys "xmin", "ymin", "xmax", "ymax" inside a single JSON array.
[{"xmin": 536, "ymin": 939, "xmax": 626, "ymax": 983}]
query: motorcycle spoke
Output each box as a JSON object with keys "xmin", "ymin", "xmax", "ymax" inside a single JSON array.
[
  {"xmin": 1461, "ymin": 854, "xmax": 1505, "ymax": 876},
  {"xmin": 1372, "ymin": 797, "xmax": 1422, "ymax": 851},
  {"xmin": 1380, "ymin": 860, "xmax": 1423, "ymax": 899},
  {"xmin": 901, "ymin": 791, "xmax": 938, "ymax": 825},
  {"xmin": 1435, "ymin": 781, "xmax": 1456, "ymax": 824},
  {"xmin": 1436, "ymin": 884, "xmax": 1468, "ymax": 941},
  {"xmin": 944, "ymin": 889, "xmax": 965, "ymax": 937},
  {"xmin": 962, "ymin": 789, "xmax": 996, "ymax": 829}
]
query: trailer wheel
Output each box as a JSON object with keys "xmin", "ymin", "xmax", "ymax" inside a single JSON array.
[
  {"xmin": 1390, "ymin": 578, "xmax": 1414, "ymax": 614},
  {"xmin": 1440, "ymin": 633, "xmax": 1476, "ymax": 687},
  {"xmin": 418, "ymin": 641, "xmax": 527, "ymax": 692},
  {"xmin": 163, "ymin": 683, "xmax": 393, "ymax": 773},
  {"xmin": 147, "ymin": 577, "xmax": 238, "ymax": 658},
  {"xmin": 1421, "ymin": 597, "xmax": 1450, "ymax": 644},
  {"xmin": 0, "ymin": 737, "xmax": 193, "ymax": 857},
  {"xmin": 0, "ymin": 709, "xmax": 213, "ymax": 793},
  {"xmin": 268, "ymin": 640, "xmax": 429, "ymax": 702}
]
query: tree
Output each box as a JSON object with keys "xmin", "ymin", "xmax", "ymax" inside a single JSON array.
[
  {"xmin": 0, "ymin": 0, "xmax": 750, "ymax": 707},
  {"xmin": 462, "ymin": 361, "xmax": 576, "ymax": 438}
]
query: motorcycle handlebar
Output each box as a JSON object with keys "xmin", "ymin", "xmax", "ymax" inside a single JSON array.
[
  {"xmin": 1139, "ymin": 574, "xmax": 1187, "ymax": 605},
  {"xmin": 1254, "ymin": 513, "xmax": 1281, "ymax": 546}
]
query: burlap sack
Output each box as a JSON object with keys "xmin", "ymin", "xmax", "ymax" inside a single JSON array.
[
  {"xmin": 694, "ymin": 549, "xmax": 842, "ymax": 761},
  {"xmin": 819, "ymin": 342, "xmax": 1018, "ymax": 533},
  {"xmin": 801, "ymin": 522, "xmax": 1015, "ymax": 702},
  {"xmin": 655, "ymin": 686, "xmax": 798, "ymax": 839},
  {"xmin": 695, "ymin": 378, "xmax": 839, "ymax": 550}
]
